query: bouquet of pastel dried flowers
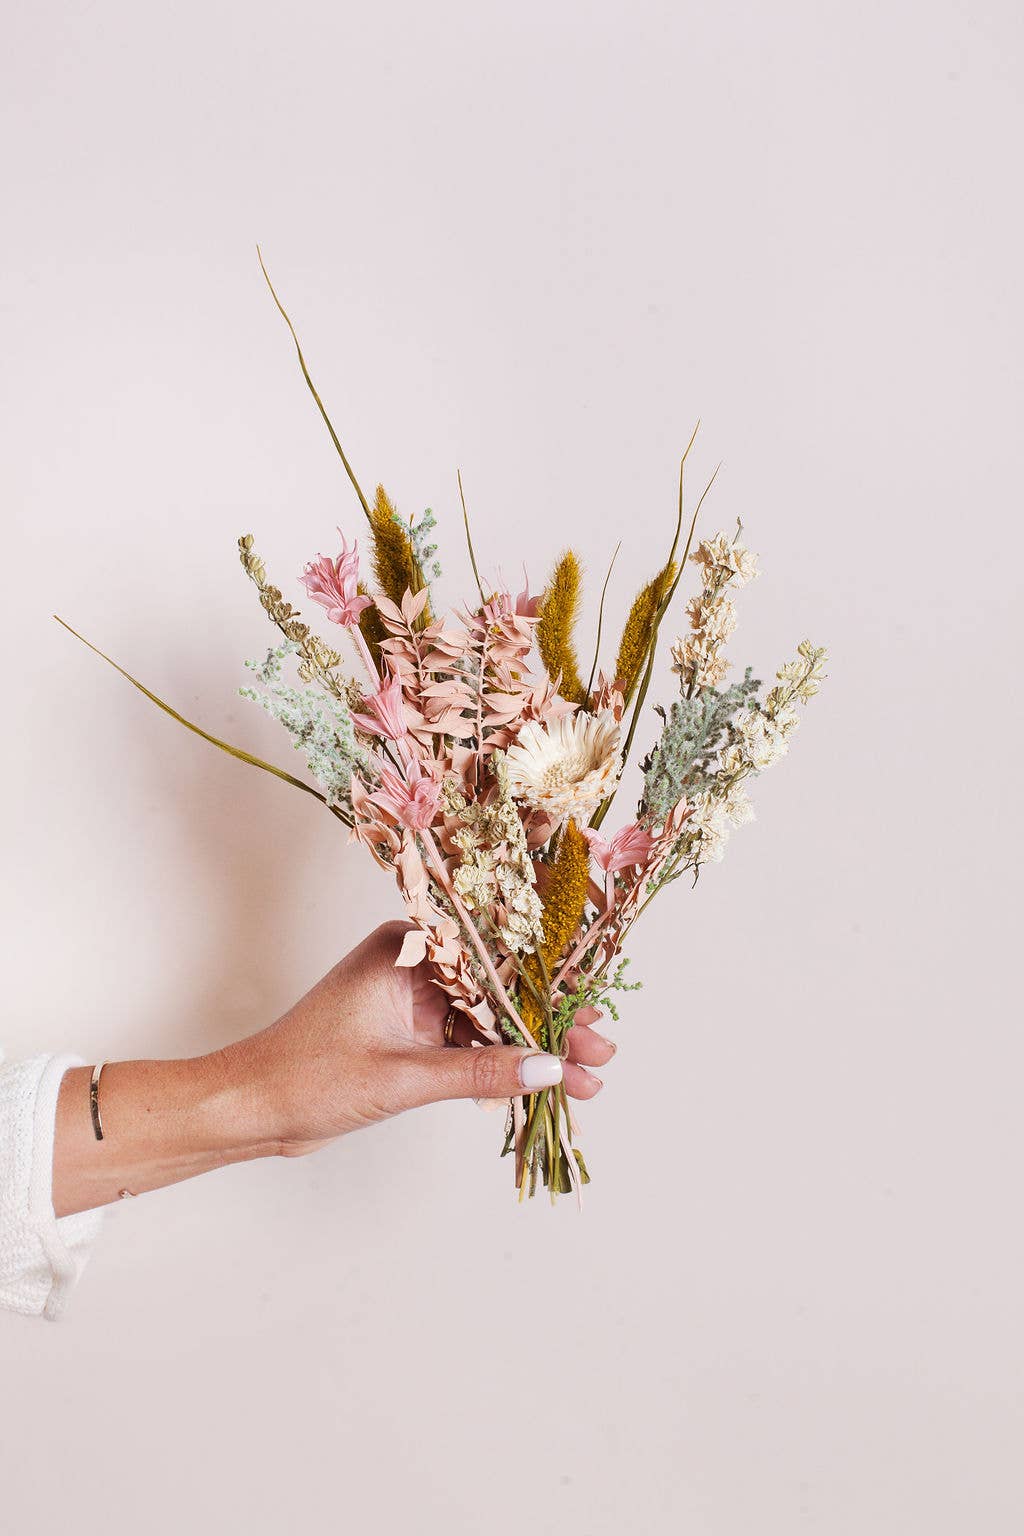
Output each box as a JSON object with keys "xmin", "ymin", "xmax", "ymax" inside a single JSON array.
[{"xmin": 59, "ymin": 262, "xmax": 826, "ymax": 1202}]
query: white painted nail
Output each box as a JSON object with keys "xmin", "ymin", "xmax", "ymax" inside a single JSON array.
[{"xmin": 519, "ymin": 1053, "xmax": 563, "ymax": 1091}]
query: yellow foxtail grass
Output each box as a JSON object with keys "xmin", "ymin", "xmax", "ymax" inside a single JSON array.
[
  {"xmin": 364, "ymin": 484, "xmax": 432, "ymax": 643},
  {"xmin": 614, "ymin": 560, "xmax": 678, "ymax": 704},
  {"xmin": 537, "ymin": 550, "xmax": 590, "ymax": 709},
  {"xmin": 519, "ymin": 819, "xmax": 591, "ymax": 1049}
]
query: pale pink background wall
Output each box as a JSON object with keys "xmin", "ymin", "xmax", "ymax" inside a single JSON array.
[{"xmin": 2, "ymin": 2, "xmax": 1022, "ymax": 1532}]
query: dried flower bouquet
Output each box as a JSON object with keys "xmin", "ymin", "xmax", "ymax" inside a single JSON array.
[{"xmin": 60, "ymin": 261, "xmax": 825, "ymax": 1202}]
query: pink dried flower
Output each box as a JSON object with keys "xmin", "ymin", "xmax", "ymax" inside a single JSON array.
[
  {"xmin": 368, "ymin": 760, "xmax": 442, "ymax": 832},
  {"xmin": 298, "ymin": 533, "xmax": 373, "ymax": 627},
  {"xmin": 351, "ymin": 665, "xmax": 409, "ymax": 741},
  {"xmin": 514, "ymin": 571, "xmax": 542, "ymax": 619},
  {"xmin": 582, "ymin": 822, "xmax": 657, "ymax": 874}
]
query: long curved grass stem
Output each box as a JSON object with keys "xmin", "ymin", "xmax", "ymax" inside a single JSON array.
[
  {"xmin": 457, "ymin": 468, "xmax": 488, "ymax": 605},
  {"xmin": 585, "ymin": 541, "xmax": 621, "ymax": 701},
  {"xmin": 257, "ymin": 246, "xmax": 372, "ymax": 523},
  {"xmin": 54, "ymin": 617, "xmax": 347, "ymax": 821}
]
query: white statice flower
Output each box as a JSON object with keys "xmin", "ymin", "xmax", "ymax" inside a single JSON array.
[{"xmin": 505, "ymin": 710, "xmax": 621, "ymax": 821}]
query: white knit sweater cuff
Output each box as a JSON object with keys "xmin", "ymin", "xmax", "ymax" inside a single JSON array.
[{"xmin": 0, "ymin": 1053, "xmax": 105, "ymax": 1320}]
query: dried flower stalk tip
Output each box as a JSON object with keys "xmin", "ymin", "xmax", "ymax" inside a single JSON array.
[
  {"xmin": 537, "ymin": 549, "xmax": 590, "ymax": 708},
  {"xmin": 614, "ymin": 560, "xmax": 677, "ymax": 702},
  {"xmin": 367, "ymin": 485, "xmax": 432, "ymax": 629},
  {"xmin": 238, "ymin": 533, "xmax": 357, "ymax": 705}
]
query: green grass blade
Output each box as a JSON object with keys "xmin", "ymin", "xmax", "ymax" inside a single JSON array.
[
  {"xmin": 585, "ymin": 540, "xmax": 621, "ymax": 700},
  {"xmin": 457, "ymin": 467, "xmax": 487, "ymax": 605},
  {"xmin": 54, "ymin": 616, "xmax": 340, "ymax": 815}
]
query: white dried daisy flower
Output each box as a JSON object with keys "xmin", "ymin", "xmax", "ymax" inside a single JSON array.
[{"xmin": 505, "ymin": 710, "xmax": 621, "ymax": 820}]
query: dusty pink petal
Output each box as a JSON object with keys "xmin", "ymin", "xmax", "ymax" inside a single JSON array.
[
  {"xmin": 394, "ymin": 928, "xmax": 429, "ymax": 968},
  {"xmin": 581, "ymin": 827, "xmax": 613, "ymax": 870},
  {"xmin": 396, "ymin": 837, "xmax": 427, "ymax": 892},
  {"xmin": 583, "ymin": 822, "xmax": 657, "ymax": 873},
  {"xmin": 606, "ymin": 823, "xmax": 658, "ymax": 872},
  {"xmin": 514, "ymin": 571, "xmax": 542, "ymax": 619},
  {"xmin": 352, "ymin": 666, "xmax": 409, "ymax": 741}
]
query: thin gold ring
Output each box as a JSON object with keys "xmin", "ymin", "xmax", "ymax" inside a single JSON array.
[{"xmin": 443, "ymin": 1007, "xmax": 458, "ymax": 1046}]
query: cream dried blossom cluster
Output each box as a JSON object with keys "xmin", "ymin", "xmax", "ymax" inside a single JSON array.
[
  {"xmin": 723, "ymin": 641, "xmax": 827, "ymax": 778},
  {"xmin": 667, "ymin": 641, "xmax": 827, "ymax": 873},
  {"xmin": 443, "ymin": 752, "xmax": 545, "ymax": 955},
  {"xmin": 671, "ymin": 528, "xmax": 758, "ymax": 691},
  {"xmin": 678, "ymin": 786, "xmax": 754, "ymax": 866}
]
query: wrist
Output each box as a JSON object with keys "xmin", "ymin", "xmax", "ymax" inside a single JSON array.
[{"xmin": 189, "ymin": 1043, "xmax": 286, "ymax": 1162}]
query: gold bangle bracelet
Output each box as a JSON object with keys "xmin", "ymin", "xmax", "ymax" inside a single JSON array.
[{"xmin": 89, "ymin": 1061, "xmax": 106, "ymax": 1141}]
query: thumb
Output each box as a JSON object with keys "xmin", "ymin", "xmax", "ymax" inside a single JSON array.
[{"xmin": 401, "ymin": 1044, "xmax": 563, "ymax": 1108}]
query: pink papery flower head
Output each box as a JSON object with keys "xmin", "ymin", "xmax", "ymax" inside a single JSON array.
[
  {"xmin": 367, "ymin": 760, "xmax": 442, "ymax": 833},
  {"xmin": 298, "ymin": 533, "xmax": 373, "ymax": 627},
  {"xmin": 351, "ymin": 665, "xmax": 409, "ymax": 741},
  {"xmin": 582, "ymin": 822, "xmax": 658, "ymax": 874}
]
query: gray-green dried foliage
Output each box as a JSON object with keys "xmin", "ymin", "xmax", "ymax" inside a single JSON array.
[
  {"xmin": 241, "ymin": 643, "xmax": 368, "ymax": 814},
  {"xmin": 641, "ymin": 667, "xmax": 761, "ymax": 825}
]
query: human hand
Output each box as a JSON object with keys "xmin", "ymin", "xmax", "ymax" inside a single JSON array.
[{"xmin": 234, "ymin": 920, "xmax": 617, "ymax": 1155}]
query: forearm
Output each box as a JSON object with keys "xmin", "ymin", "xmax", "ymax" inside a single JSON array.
[{"xmin": 52, "ymin": 1049, "xmax": 277, "ymax": 1218}]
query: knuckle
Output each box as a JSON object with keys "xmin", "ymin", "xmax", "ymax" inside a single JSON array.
[
  {"xmin": 469, "ymin": 1046, "xmax": 510, "ymax": 1101},
  {"xmin": 374, "ymin": 918, "xmax": 413, "ymax": 956}
]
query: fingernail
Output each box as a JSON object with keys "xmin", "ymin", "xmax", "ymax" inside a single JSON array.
[
  {"xmin": 519, "ymin": 1053, "xmax": 563, "ymax": 1091},
  {"xmin": 595, "ymin": 1033, "xmax": 617, "ymax": 1054}
]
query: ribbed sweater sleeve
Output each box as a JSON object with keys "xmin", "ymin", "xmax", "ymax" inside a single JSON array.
[{"xmin": 0, "ymin": 1052, "xmax": 104, "ymax": 1319}]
